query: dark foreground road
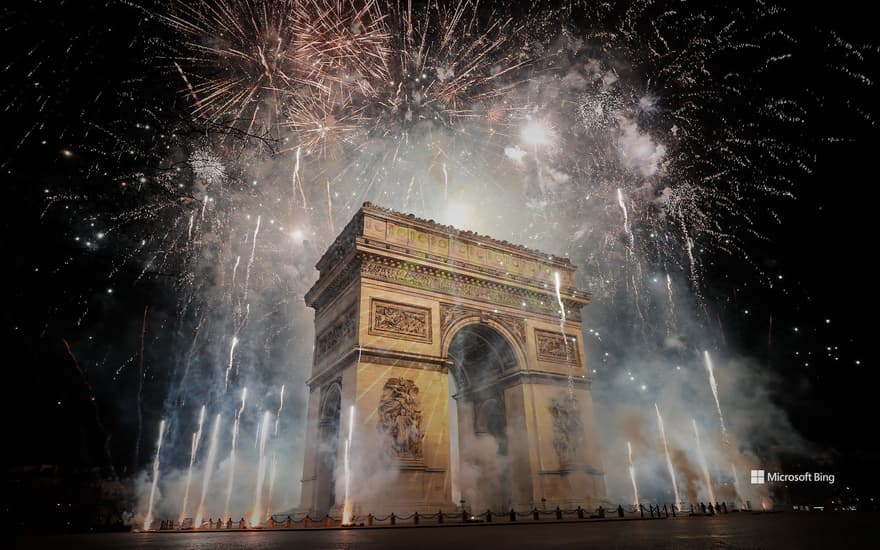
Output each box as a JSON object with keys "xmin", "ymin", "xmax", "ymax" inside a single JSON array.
[{"xmin": 10, "ymin": 512, "xmax": 876, "ymax": 549}]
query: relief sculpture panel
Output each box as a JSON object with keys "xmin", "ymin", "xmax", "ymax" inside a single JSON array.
[
  {"xmin": 535, "ymin": 329, "xmax": 579, "ymax": 365},
  {"xmin": 377, "ymin": 378, "xmax": 425, "ymax": 462},
  {"xmin": 550, "ymin": 399, "xmax": 584, "ymax": 468},
  {"xmin": 369, "ymin": 299, "xmax": 432, "ymax": 343},
  {"xmin": 315, "ymin": 307, "xmax": 357, "ymax": 362}
]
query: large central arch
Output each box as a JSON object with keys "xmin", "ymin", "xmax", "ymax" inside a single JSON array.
[
  {"xmin": 446, "ymin": 322, "xmax": 523, "ymax": 512},
  {"xmin": 298, "ymin": 203, "xmax": 606, "ymax": 517}
]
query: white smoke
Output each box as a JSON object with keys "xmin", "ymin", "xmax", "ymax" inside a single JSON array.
[{"xmin": 616, "ymin": 118, "xmax": 667, "ymax": 177}]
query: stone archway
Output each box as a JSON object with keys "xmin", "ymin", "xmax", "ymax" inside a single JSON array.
[
  {"xmin": 446, "ymin": 323, "xmax": 523, "ymax": 512},
  {"xmin": 314, "ymin": 383, "xmax": 341, "ymax": 516},
  {"xmin": 298, "ymin": 203, "xmax": 606, "ymax": 517}
]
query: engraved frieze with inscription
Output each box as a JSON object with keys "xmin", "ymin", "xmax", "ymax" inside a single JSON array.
[{"xmin": 362, "ymin": 258, "xmax": 582, "ymax": 321}]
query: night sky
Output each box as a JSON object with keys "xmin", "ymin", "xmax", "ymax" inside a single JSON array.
[{"xmin": 2, "ymin": 0, "xmax": 879, "ymax": 531}]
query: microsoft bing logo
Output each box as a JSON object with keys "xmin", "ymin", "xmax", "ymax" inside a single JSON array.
[{"xmin": 750, "ymin": 469, "xmax": 765, "ymax": 485}]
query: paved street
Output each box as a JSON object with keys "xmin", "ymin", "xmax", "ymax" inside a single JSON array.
[{"xmin": 11, "ymin": 513, "xmax": 875, "ymax": 549}]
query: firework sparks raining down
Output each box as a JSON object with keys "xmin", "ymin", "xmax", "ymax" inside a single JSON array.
[
  {"xmin": 179, "ymin": 405, "xmax": 207, "ymax": 523},
  {"xmin": 223, "ymin": 388, "xmax": 247, "ymax": 522},
  {"xmin": 627, "ymin": 441, "xmax": 639, "ymax": 507},
  {"xmin": 692, "ymin": 419, "xmax": 716, "ymax": 504},
  {"xmin": 143, "ymin": 419, "xmax": 166, "ymax": 531},
  {"xmin": 249, "ymin": 411, "xmax": 272, "ymax": 526},
  {"xmin": 655, "ymin": 403, "xmax": 682, "ymax": 511},
  {"xmin": 194, "ymin": 413, "xmax": 222, "ymax": 528},
  {"xmin": 554, "ymin": 271, "xmax": 574, "ymax": 399},
  {"xmin": 704, "ymin": 351, "xmax": 727, "ymax": 436},
  {"xmin": 14, "ymin": 0, "xmax": 876, "ymax": 525}
]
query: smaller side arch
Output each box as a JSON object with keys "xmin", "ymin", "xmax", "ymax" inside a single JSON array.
[
  {"xmin": 319, "ymin": 382, "xmax": 342, "ymax": 424},
  {"xmin": 315, "ymin": 381, "xmax": 342, "ymax": 514}
]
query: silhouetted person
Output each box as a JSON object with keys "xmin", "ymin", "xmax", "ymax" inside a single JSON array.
[
  {"xmin": 708, "ymin": 503, "xmax": 715, "ymax": 515},
  {"xmin": 721, "ymin": 502, "xmax": 728, "ymax": 514},
  {"xmin": 700, "ymin": 502, "xmax": 707, "ymax": 515},
  {"xmin": 226, "ymin": 517, "xmax": 233, "ymax": 529},
  {"xmin": 617, "ymin": 505, "xmax": 624, "ymax": 518},
  {"xmin": 239, "ymin": 517, "xmax": 246, "ymax": 529}
]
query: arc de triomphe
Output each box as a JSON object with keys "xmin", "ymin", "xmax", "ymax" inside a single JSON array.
[{"xmin": 298, "ymin": 202, "xmax": 605, "ymax": 518}]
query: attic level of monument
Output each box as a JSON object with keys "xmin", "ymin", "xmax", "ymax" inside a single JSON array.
[{"xmin": 305, "ymin": 202, "xmax": 591, "ymax": 319}]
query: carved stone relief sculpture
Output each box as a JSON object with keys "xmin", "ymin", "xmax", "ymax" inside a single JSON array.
[
  {"xmin": 549, "ymin": 398, "xmax": 584, "ymax": 467},
  {"xmin": 377, "ymin": 378, "xmax": 425, "ymax": 463}
]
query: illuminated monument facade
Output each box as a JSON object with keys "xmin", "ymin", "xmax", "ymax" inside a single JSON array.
[{"xmin": 298, "ymin": 203, "xmax": 606, "ymax": 517}]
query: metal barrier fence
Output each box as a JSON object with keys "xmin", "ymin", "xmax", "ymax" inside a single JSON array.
[{"xmin": 152, "ymin": 501, "xmax": 737, "ymax": 530}]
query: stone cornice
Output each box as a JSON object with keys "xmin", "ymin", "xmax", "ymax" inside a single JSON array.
[
  {"xmin": 359, "ymin": 252, "xmax": 585, "ymax": 321},
  {"xmin": 306, "ymin": 346, "xmax": 448, "ymax": 389},
  {"xmin": 305, "ymin": 249, "xmax": 361, "ymax": 309},
  {"xmin": 315, "ymin": 210, "xmax": 362, "ymax": 275}
]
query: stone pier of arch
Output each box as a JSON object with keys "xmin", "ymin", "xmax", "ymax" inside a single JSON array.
[{"xmin": 297, "ymin": 203, "xmax": 606, "ymax": 519}]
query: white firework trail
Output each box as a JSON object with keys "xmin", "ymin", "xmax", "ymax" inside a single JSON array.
[
  {"xmin": 655, "ymin": 403, "xmax": 682, "ymax": 511},
  {"xmin": 553, "ymin": 271, "xmax": 574, "ymax": 399},
  {"xmin": 143, "ymin": 419, "xmax": 166, "ymax": 531},
  {"xmin": 692, "ymin": 419, "xmax": 716, "ymax": 504},
  {"xmin": 249, "ymin": 411, "xmax": 272, "ymax": 526},
  {"xmin": 274, "ymin": 384, "xmax": 285, "ymax": 436},
  {"xmin": 194, "ymin": 413, "xmax": 222, "ymax": 528},
  {"xmin": 617, "ymin": 187, "xmax": 634, "ymax": 252},
  {"xmin": 267, "ymin": 453, "xmax": 277, "ymax": 518},
  {"xmin": 242, "ymin": 215, "xmax": 261, "ymax": 302},
  {"xmin": 230, "ymin": 255, "xmax": 240, "ymax": 289},
  {"xmin": 292, "ymin": 145, "xmax": 302, "ymax": 205},
  {"xmin": 179, "ymin": 404, "xmax": 206, "ymax": 523},
  {"xmin": 342, "ymin": 405, "xmax": 355, "ymax": 525},
  {"xmin": 223, "ymin": 387, "xmax": 247, "ymax": 521},
  {"xmin": 627, "ymin": 441, "xmax": 640, "ymax": 507},
  {"xmin": 704, "ymin": 350, "xmax": 727, "ymax": 436},
  {"xmin": 731, "ymin": 464, "xmax": 744, "ymax": 509},
  {"xmin": 223, "ymin": 336, "xmax": 239, "ymax": 392}
]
